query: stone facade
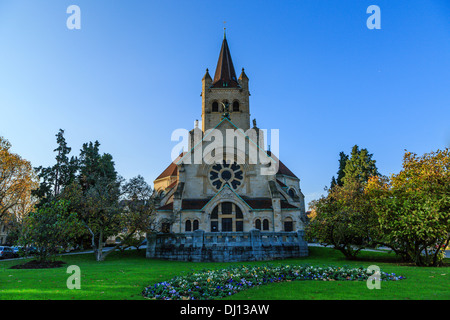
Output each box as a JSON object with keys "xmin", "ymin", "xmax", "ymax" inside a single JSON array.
[{"xmin": 148, "ymin": 35, "xmax": 308, "ymax": 262}]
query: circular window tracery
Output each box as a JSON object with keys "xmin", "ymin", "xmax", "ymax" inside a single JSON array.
[{"xmin": 209, "ymin": 161, "xmax": 244, "ymax": 190}]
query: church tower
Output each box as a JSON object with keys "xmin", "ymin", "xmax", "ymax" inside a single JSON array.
[
  {"xmin": 149, "ymin": 32, "xmax": 308, "ymax": 262},
  {"xmin": 201, "ymin": 32, "xmax": 251, "ymax": 132}
]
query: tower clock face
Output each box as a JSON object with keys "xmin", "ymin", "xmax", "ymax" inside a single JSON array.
[{"xmin": 209, "ymin": 161, "xmax": 244, "ymax": 190}]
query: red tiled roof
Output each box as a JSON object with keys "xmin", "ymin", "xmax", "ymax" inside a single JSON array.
[
  {"xmin": 155, "ymin": 162, "xmax": 177, "ymax": 181},
  {"xmin": 243, "ymin": 198, "xmax": 299, "ymax": 210},
  {"xmin": 158, "ymin": 202, "xmax": 173, "ymax": 211},
  {"xmin": 154, "ymin": 153, "xmax": 186, "ymax": 181},
  {"xmin": 166, "ymin": 180, "xmax": 177, "ymax": 191},
  {"xmin": 267, "ymin": 151, "xmax": 298, "ymax": 179}
]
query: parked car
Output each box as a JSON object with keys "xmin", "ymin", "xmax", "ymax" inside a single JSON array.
[
  {"xmin": 11, "ymin": 246, "xmax": 23, "ymax": 257},
  {"xmin": 26, "ymin": 246, "xmax": 38, "ymax": 255},
  {"xmin": 0, "ymin": 246, "xmax": 15, "ymax": 259}
]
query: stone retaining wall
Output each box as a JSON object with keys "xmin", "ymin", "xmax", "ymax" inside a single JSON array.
[{"xmin": 146, "ymin": 229, "xmax": 308, "ymax": 262}]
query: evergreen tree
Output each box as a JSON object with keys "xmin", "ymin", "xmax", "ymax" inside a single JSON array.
[
  {"xmin": 330, "ymin": 151, "xmax": 349, "ymax": 189},
  {"xmin": 342, "ymin": 145, "xmax": 379, "ymax": 186},
  {"xmin": 337, "ymin": 152, "xmax": 349, "ymax": 185},
  {"xmin": 34, "ymin": 129, "xmax": 78, "ymax": 204}
]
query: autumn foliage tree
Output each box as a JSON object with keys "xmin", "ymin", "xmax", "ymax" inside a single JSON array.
[
  {"xmin": 0, "ymin": 136, "xmax": 38, "ymax": 222},
  {"xmin": 307, "ymin": 145, "xmax": 380, "ymax": 259},
  {"xmin": 307, "ymin": 178, "xmax": 379, "ymax": 259},
  {"xmin": 366, "ymin": 148, "xmax": 450, "ymax": 266}
]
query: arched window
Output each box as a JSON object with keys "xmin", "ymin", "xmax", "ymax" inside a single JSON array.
[
  {"xmin": 212, "ymin": 101, "xmax": 219, "ymax": 112},
  {"xmin": 255, "ymin": 219, "xmax": 261, "ymax": 230},
  {"xmin": 211, "ymin": 206, "xmax": 218, "ymax": 219},
  {"xmin": 232, "ymin": 101, "xmax": 239, "ymax": 112},
  {"xmin": 288, "ymin": 188, "xmax": 296, "ymax": 199},
  {"xmin": 236, "ymin": 206, "xmax": 243, "ymax": 219},
  {"xmin": 211, "ymin": 206, "xmax": 218, "ymax": 232},
  {"xmin": 185, "ymin": 220, "xmax": 192, "ymax": 232},
  {"xmin": 235, "ymin": 205, "xmax": 243, "ymax": 232},
  {"xmin": 193, "ymin": 220, "xmax": 199, "ymax": 231},
  {"xmin": 263, "ymin": 219, "xmax": 269, "ymax": 231},
  {"xmin": 210, "ymin": 202, "xmax": 244, "ymax": 232},
  {"xmin": 284, "ymin": 217, "xmax": 293, "ymax": 232}
]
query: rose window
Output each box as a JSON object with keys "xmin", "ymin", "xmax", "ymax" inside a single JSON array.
[{"xmin": 209, "ymin": 161, "xmax": 244, "ymax": 190}]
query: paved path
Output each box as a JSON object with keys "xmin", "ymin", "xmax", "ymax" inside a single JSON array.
[
  {"xmin": 0, "ymin": 246, "xmax": 146, "ymax": 262},
  {"xmin": 308, "ymin": 243, "xmax": 450, "ymax": 259},
  {"xmin": 308, "ymin": 243, "xmax": 391, "ymax": 253}
]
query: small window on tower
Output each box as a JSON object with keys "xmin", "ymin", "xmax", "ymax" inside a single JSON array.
[
  {"xmin": 212, "ymin": 101, "xmax": 219, "ymax": 112},
  {"xmin": 233, "ymin": 101, "xmax": 239, "ymax": 112}
]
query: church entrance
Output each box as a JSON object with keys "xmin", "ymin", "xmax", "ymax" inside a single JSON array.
[{"xmin": 210, "ymin": 202, "xmax": 244, "ymax": 232}]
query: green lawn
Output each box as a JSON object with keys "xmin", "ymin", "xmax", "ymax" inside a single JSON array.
[{"xmin": 0, "ymin": 247, "xmax": 448, "ymax": 300}]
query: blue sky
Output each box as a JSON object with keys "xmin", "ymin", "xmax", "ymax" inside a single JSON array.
[{"xmin": 0, "ymin": 0, "xmax": 449, "ymax": 208}]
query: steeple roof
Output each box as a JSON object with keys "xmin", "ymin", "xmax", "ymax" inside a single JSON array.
[{"xmin": 211, "ymin": 35, "xmax": 239, "ymax": 88}]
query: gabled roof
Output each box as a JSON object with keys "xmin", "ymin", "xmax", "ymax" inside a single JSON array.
[
  {"xmin": 211, "ymin": 37, "xmax": 239, "ymax": 88},
  {"xmin": 154, "ymin": 153, "xmax": 186, "ymax": 181},
  {"xmin": 155, "ymin": 162, "xmax": 177, "ymax": 181},
  {"xmin": 267, "ymin": 151, "xmax": 299, "ymax": 179}
]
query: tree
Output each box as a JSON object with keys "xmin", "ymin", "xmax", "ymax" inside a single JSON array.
[
  {"xmin": 0, "ymin": 136, "xmax": 39, "ymax": 220},
  {"xmin": 34, "ymin": 129, "xmax": 78, "ymax": 204},
  {"xmin": 308, "ymin": 145, "xmax": 380, "ymax": 259},
  {"xmin": 117, "ymin": 175, "xmax": 156, "ymax": 251},
  {"xmin": 19, "ymin": 200, "xmax": 83, "ymax": 262},
  {"xmin": 70, "ymin": 141, "xmax": 123, "ymax": 261},
  {"xmin": 307, "ymin": 178, "xmax": 379, "ymax": 259},
  {"xmin": 366, "ymin": 148, "xmax": 450, "ymax": 266},
  {"xmin": 330, "ymin": 151, "xmax": 349, "ymax": 189},
  {"xmin": 342, "ymin": 145, "xmax": 379, "ymax": 187}
]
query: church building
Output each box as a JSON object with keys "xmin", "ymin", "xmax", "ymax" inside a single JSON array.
[{"xmin": 146, "ymin": 33, "xmax": 308, "ymax": 262}]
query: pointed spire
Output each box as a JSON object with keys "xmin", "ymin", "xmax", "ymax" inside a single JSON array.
[
  {"xmin": 202, "ymin": 68, "xmax": 212, "ymax": 81},
  {"xmin": 238, "ymin": 67, "xmax": 248, "ymax": 81},
  {"xmin": 211, "ymin": 34, "xmax": 239, "ymax": 88}
]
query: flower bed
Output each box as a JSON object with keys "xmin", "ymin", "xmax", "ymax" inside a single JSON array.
[{"xmin": 142, "ymin": 264, "xmax": 404, "ymax": 300}]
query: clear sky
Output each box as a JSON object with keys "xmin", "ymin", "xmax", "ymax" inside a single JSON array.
[{"xmin": 0, "ymin": 0, "xmax": 449, "ymax": 208}]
